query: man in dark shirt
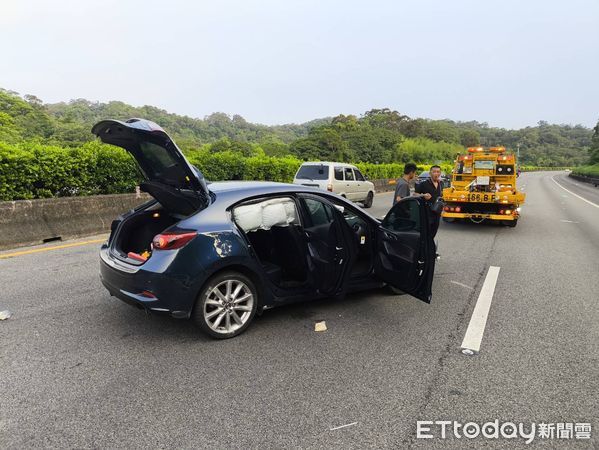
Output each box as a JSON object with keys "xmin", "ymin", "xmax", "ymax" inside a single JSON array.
[
  {"xmin": 415, "ymin": 165, "xmax": 443, "ymax": 239},
  {"xmin": 393, "ymin": 163, "xmax": 431, "ymax": 205}
]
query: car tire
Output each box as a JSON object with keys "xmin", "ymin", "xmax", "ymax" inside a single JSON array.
[
  {"xmin": 442, "ymin": 217, "xmax": 456, "ymax": 223},
  {"xmin": 504, "ymin": 219, "xmax": 518, "ymax": 228},
  {"xmin": 363, "ymin": 191, "xmax": 374, "ymax": 208},
  {"xmin": 193, "ymin": 271, "xmax": 258, "ymax": 339}
]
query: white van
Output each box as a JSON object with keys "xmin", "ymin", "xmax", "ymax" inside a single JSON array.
[{"xmin": 292, "ymin": 162, "xmax": 376, "ymax": 208}]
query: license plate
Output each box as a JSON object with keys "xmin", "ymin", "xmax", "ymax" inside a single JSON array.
[{"xmin": 468, "ymin": 193, "xmax": 495, "ymax": 202}]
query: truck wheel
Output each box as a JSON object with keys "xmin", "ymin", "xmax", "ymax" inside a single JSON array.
[{"xmin": 363, "ymin": 192, "xmax": 374, "ymax": 208}]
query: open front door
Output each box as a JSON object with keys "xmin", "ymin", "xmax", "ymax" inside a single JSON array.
[
  {"xmin": 298, "ymin": 194, "xmax": 355, "ymax": 297},
  {"xmin": 375, "ymin": 197, "xmax": 436, "ymax": 303}
]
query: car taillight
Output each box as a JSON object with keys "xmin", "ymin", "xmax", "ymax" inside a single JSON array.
[
  {"xmin": 327, "ymin": 183, "xmax": 333, "ymax": 192},
  {"xmin": 454, "ymin": 206, "xmax": 461, "ymax": 213},
  {"xmin": 152, "ymin": 231, "xmax": 197, "ymax": 250},
  {"xmin": 443, "ymin": 206, "xmax": 450, "ymax": 212}
]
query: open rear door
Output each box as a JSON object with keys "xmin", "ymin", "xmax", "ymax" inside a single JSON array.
[
  {"xmin": 374, "ymin": 197, "xmax": 436, "ymax": 303},
  {"xmin": 298, "ymin": 194, "xmax": 355, "ymax": 297}
]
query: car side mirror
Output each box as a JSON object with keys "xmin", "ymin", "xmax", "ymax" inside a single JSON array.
[
  {"xmin": 334, "ymin": 204, "xmax": 345, "ymax": 214},
  {"xmin": 364, "ymin": 175, "xmax": 369, "ymax": 181}
]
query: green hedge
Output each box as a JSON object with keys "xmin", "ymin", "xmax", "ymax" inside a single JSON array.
[
  {"xmin": 572, "ymin": 164, "xmax": 599, "ymax": 177},
  {"xmin": 186, "ymin": 150, "xmax": 302, "ymax": 183},
  {"xmin": 356, "ymin": 162, "xmax": 453, "ymax": 179},
  {"xmin": 519, "ymin": 166, "xmax": 572, "ymax": 172},
  {"xmin": 0, "ymin": 141, "xmax": 454, "ymax": 201},
  {"xmin": 0, "ymin": 141, "xmax": 140, "ymax": 200}
]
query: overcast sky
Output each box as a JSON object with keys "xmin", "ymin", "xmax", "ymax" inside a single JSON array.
[{"xmin": 1, "ymin": 0, "xmax": 598, "ymax": 128}]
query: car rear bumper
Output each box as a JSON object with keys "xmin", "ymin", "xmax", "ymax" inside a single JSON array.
[
  {"xmin": 99, "ymin": 246, "xmax": 196, "ymax": 318},
  {"xmin": 442, "ymin": 212, "xmax": 518, "ymax": 221}
]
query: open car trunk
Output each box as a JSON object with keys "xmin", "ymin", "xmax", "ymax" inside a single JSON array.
[
  {"xmin": 93, "ymin": 118, "xmax": 212, "ymax": 264},
  {"xmin": 111, "ymin": 208, "xmax": 179, "ymax": 263}
]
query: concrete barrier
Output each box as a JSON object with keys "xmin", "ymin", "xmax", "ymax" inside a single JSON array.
[
  {"xmin": 0, "ymin": 193, "xmax": 150, "ymax": 250},
  {"xmin": 569, "ymin": 173, "xmax": 599, "ymax": 187}
]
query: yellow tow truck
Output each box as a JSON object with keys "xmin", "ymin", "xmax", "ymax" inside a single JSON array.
[{"xmin": 441, "ymin": 146, "xmax": 525, "ymax": 227}]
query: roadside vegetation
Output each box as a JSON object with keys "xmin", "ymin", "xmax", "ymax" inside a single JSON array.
[
  {"xmin": 571, "ymin": 122, "xmax": 599, "ymax": 178},
  {"xmin": 0, "ymin": 88, "xmax": 595, "ymax": 200}
]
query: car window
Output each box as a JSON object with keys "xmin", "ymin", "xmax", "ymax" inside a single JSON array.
[
  {"xmin": 340, "ymin": 204, "xmax": 368, "ymax": 229},
  {"xmin": 383, "ymin": 199, "xmax": 421, "ymax": 232},
  {"xmin": 303, "ymin": 198, "xmax": 335, "ymax": 227},
  {"xmin": 137, "ymin": 141, "xmax": 179, "ymax": 180},
  {"xmin": 474, "ymin": 160, "xmax": 494, "ymax": 170},
  {"xmin": 344, "ymin": 167, "xmax": 355, "ymax": 181},
  {"xmin": 334, "ymin": 167, "xmax": 344, "ymax": 180},
  {"xmin": 354, "ymin": 169, "xmax": 365, "ymax": 181},
  {"xmin": 295, "ymin": 164, "xmax": 329, "ymax": 180}
]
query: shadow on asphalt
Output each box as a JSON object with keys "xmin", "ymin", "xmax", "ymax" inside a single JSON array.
[{"xmin": 440, "ymin": 218, "xmax": 514, "ymax": 230}]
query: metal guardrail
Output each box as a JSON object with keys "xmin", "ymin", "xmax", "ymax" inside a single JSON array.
[{"xmin": 569, "ymin": 173, "xmax": 599, "ymax": 187}]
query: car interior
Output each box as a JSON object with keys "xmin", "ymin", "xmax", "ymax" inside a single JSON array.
[
  {"xmin": 232, "ymin": 195, "xmax": 377, "ymax": 290},
  {"xmin": 233, "ymin": 197, "xmax": 309, "ymax": 288},
  {"xmin": 327, "ymin": 200, "xmax": 375, "ymax": 278}
]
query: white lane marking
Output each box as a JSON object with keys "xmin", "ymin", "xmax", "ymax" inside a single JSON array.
[
  {"xmin": 551, "ymin": 176, "xmax": 599, "ymax": 209},
  {"xmin": 560, "ymin": 219, "xmax": 579, "ymax": 224},
  {"xmin": 450, "ymin": 280, "xmax": 474, "ymax": 290},
  {"xmin": 460, "ymin": 266, "xmax": 501, "ymax": 355},
  {"xmin": 330, "ymin": 422, "xmax": 358, "ymax": 431}
]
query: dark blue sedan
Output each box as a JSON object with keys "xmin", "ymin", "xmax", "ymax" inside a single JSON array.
[{"xmin": 93, "ymin": 119, "xmax": 437, "ymax": 338}]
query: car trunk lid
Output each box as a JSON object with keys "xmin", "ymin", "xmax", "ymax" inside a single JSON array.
[{"xmin": 92, "ymin": 118, "xmax": 210, "ymax": 212}]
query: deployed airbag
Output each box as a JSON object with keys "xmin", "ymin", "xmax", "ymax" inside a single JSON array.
[{"xmin": 233, "ymin": 198, "xmax": 297, "ymax": 232}]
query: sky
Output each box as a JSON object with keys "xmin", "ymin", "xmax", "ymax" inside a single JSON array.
[{"xmin": 1, "ymin": 0, "xmax": 598, "ymax": 128}]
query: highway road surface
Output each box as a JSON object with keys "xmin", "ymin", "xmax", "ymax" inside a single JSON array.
[{"xmin": 1, "ymin": 171, "xmax": 598, "ymax": 448}]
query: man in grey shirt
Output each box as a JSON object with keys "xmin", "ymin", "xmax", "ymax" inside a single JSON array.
[{"xmin": 393, "ymin": 163, "xmax": 431, "ymax": 205}]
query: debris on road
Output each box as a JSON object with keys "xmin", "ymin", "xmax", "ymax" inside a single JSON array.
[
  {"xmin": 314, "ymin": 320, "xmax": 327, "ymax": 332},
  {"xmin": 0, "ymin": 310, "xmax": 12, "ymax": 320},
  {"xmin": 330, "ymin": 422, "xmax": 358, "ymax": 431}
]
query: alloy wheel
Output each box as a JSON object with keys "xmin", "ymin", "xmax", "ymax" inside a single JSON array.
[{"xmin": 203, "ymin": 279, "xmax": 255, "ymax": 334}]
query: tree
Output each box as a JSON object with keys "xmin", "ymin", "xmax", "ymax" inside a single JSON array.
[
  {"xmin": 290, "ymin": 128, "xmax": 349, "ymax": 161},
  {"xmin": 362, "ymin": 108, "xmax": 409, "ymax": 131},
  {"xmin": 460, "ymin": 129, "xmax": 480, "ymax": 147}
]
